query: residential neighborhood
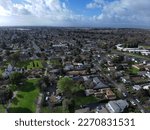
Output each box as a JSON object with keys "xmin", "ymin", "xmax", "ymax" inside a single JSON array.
[{"xmin": 0, "ymin": 27, "xmax": 150, "ymax": 113}]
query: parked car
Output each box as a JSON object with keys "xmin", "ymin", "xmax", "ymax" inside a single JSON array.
[
  {"xmin": 135, "ymin": 98, "xmax": 140, "ymax": 103},
  {"xmin": 130, "ymin": 100, "xmax": 136, "ymax": 106},
  {"xmin": 122, "ymin": 92, "xmax": 128, "ymax": 97}
]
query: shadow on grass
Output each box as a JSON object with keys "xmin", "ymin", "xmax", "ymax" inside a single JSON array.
[
  {"xmin": 8, "ymin": 107, "xmax": 33, "ymax": 113},
  {"xmin": 18, "ymin": 82, "xmax": 36, "ymax": 92},
  {"xmin": 12, "ymin": 97, "xmax": 19, "ymax": 105},
  {"xmin": 17, "ymin": 94, "xmax": 24, "ymax": 98}
]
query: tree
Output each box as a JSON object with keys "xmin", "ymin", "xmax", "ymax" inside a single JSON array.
[
  {"xmin": 57, "ymin": 77, "xmax": 84, "ymax": 97},
  {"xmin": 112, "ymin": 55, "xmax": 124, "ymax": 63},
  {"xmin": 136, "ymin": 89, "xmax": 149, "ymax": 103},
  {"xmin": 32, "ymin": 62, "xmax": 35, "ymax": 68},
  {"xmin": 0, "ymin": 88, "xmax": 13, "ymax": 104},
  {"xmin": 57, "ymin": 77, "xmax": 74, "ymax": 96},
  {"xmin": 10, "ymin": 51, "xmax": 20, "ymax": 65},
  {"xmin": 9, "ymin": 72, "xmax": 23, "ymax": 85},
  {"xmin": 62, "ymin": 98, "xmax": 75, "ymax": 113}
]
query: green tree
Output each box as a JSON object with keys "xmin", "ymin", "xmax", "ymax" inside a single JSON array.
[
  {"xmin": 57, "ymin": 77, "xmax": 84, "ymax": 97},
  {"xmin": 9, "ymin": 72, "xmax": 23, "ymax": 85},
  {"xmin": 62, "ymin": 98, "xmax": 75, "ymax": 113},
  {"xmin": 0, "ymin": 87, "xmax": 13, "ymax": 104},
  {"xmin": 10, "ymin": 51, "xmax": 20, "ymax": 65},
  {"xmin": 112, "ymin": 55, "xmax": 124, "ymax": 63}
]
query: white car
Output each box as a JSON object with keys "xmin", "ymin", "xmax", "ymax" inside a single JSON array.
[
  {"xmin": 130, "ymin": 100, "xmax": 136, "ymax": 106},
  {"xmin": 140, "ymin": 109, "xmax": 145, "ymax": 113},
  {"xmin": 122, "ymin": 92, "xmax": 127, "ymax": 97},
  {"xmin": 135, "ymin": 98, "xmax": 140, "ymax": 103}
]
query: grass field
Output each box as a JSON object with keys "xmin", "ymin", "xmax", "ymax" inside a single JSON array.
[
  {"xmin": 27, "ymin": 60, "xmax": 43, "ymax": 69},
  {"xmin": 41, "ymin": 106, "xmax": 64, "ymax": 113},
  {"xmin": 128, "ymin": 67, "xmax": 139, "ymax": 75},
  {"xmin": 41, "ymin": 96, "xmax": 99, "ymax": 113},
  {"xmin": 143, "ymin": 45, "xmax": 150, "ymax": 49},
  {"xmin": 48, "ymin": 59, "xmax": 62, "ymax": 68},
  {"xmin": 8, "ymin": 79, "xmax": 40, "ymax": 113},
  {"xmin": 0, "ymin": 104, "xmax": 6, "ymax": 113},
  {"xmin": 74, "ymin": 96, "xmax": 99, "ymax": 107}
]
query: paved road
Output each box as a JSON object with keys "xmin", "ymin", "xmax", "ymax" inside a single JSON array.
[
  {"xmin": 95, "ymin": 63, "xmax": 146, "ymax": 113},
  {"xmin": 36, "ymin": 93, "xmax": 43, "ymax": 113},
  {"xmin": 44, "ymin": 68, "xmax": 48, "ymax": 76}
]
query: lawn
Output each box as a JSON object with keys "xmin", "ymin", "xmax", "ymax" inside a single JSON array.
[
  {"xmin": 41, "ymin": 96, "xmax": 99, "ymax": 113},
  {"xmin": 0, "ymin": 104, "xmax": 6, "ymax": 113},
  {"xmin": 48, "ymin": 59, "xmax": 62, "ymax": 68},
  {"xmin": 128, "ymin": 67, "xmax": 139, "ymax": 75},
  {"xmin": 41, "ymin": 106, "xmax": 65, "ymax": 113},
  {"xmin": 27, "ymin": 60, "xmax": 43, "ymax": 69},
  {"xmin": 143, "ymin": 45, "xmax": 150, "ymax": 49},
  {"xmin": 0, "ymin": 69, "xmax": 2, "ymax": 77},
  {"xmin": 8, "ymin": 79, "xmax": 40, "ymax": 113},
  {"xmin": 74, "ymin": 96, "xmax": 99, "ymax": 107}
]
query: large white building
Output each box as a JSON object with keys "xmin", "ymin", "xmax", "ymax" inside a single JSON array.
[{"xmin": 116, "ymin": 44, "xmax": 150, "ymax": 56}]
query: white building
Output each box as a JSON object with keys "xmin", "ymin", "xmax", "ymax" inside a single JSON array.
[
  {"xmin": 132, "ymin": 85, "xmax": 142, "ymax": 91},
  {"xmin": 116, "ymin": 44, "xmax": 150, "ymax": 56}
]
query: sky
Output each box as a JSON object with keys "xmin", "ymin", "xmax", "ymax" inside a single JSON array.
[{"xmin": 0, "ymin": 0, "xmax": 150, "ymax": 28}]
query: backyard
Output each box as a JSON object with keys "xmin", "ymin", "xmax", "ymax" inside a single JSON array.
[
  {"xmin": 8, "ymin": 79, "xmax": 40, "ymax": 113},
  {"xmin": 74, "ymin": 96, "xmax": 99, "ymax": 107},
  {"xmin": 128, "ymin": 67, "xmax": 139, "ymax": 75},
  {"xmin": 41, "ymin": 96, "xmax": 99, "ymax": 113}
]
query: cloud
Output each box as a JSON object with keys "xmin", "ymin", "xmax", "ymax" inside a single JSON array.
[
  {"xmin": 0, "ymin": 0, "xmax": 83, "ymax": 26},
  {"xmin": 87, "ymin": 0, "xmax": 150, "ymax": 27},
  {"xmin": 0, "ymin": 0, "xmax": 150, "ymax": 27},
  {"xmin": 86, "ymin": 0, "xmax": 108, "ymax": 9}
]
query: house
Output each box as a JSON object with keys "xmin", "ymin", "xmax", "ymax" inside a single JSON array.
[
  {"xmin": 145, "ymin": 72, "xmax": 150, "ymax": 78},
  {"xmin": 105, "ymin": 88, "xmax": 116, "ymax": 100},
  {"xmin": 138, "ymin": 71, "xmax": 148, "ymax": 77},
  {"xmin": 93, "ymin": 77, "xmax": 108, "ymax": 89},
  {"xmin": 107, "ymin": 66, "xmax": 116, "ymax": 72},
  {"xmin": 106, "ymin": 100, "xmax": 129, "ymax": 113},
  {"xmin": 120, "ymin": 76, "xmax": 129, "ymax": 84},
  {"xmin": 64, "ymin": 64, "xmax": 74, "ymax": 71},
  {"xmin": 93, "ymin": 77, "xmax": 100, "ymax": 84},
  {"xmin": 82, "ymin": 76, "xmax": 89, "ymax": 81},
  {"xmin": 143, "ymin": 84, "xmax": 150, "ymax": 90},
  {"xmin": 94, "ymin": 82, "xmax": 108, "ymax": 89},
  {"xmin": 85, "ymin": 89, "xmax": 95, "ymax": 96},
  {"xmin": 145, "ymin": 64, "xmax": 150, "ymax": 71},
  {"xmin": 132, "ymin": 85, "xmax": 142, "ymax": 91}
]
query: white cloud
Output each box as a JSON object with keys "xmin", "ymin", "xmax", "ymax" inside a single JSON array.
[
  {"xmin": 0, "ymin": 0, "xmax": 83, "ymax": 26},
  {"xmin": 0, "ymin": 0, "xmax": 150, "ymax": 27},
  {"xmin": 86, "ymin": 0, "xmax": 107, "ymax": 9},
  {"xmin": 87, "ymin": 0, "xmax": 150, "ymax": 27}
]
